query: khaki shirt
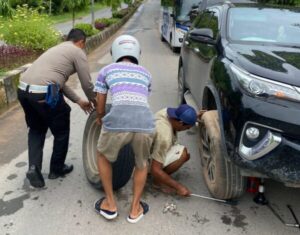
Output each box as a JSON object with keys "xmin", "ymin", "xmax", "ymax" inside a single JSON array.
[
  {"xmin": 151, "ymin": 109, "xmax": 177, "ymax": 164},
  {"xmin": 20, "ymin": 41, "xmax": 95, "ymax": 103}
]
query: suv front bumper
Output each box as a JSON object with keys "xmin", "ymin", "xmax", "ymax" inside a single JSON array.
[{"xmin": 230, "ymin": 94, "xmax": 300, "ymax": 186}]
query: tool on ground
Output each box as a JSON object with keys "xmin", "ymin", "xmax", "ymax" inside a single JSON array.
[
  {"xmin": 287, "ymin": 205, "xmax": 300, "ymax": 230},
  {"xmin": 267, "ymin": 203, "xmax": 300, "ymax": 230},
  {"xmin": 253, "ymin": 178, "xmax": 300, "ymax": 230},
  {"xmin": 190, "ymin": 193, "xmax": 238, "ymax": 205}
]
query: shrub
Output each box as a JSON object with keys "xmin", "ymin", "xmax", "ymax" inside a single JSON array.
[
  {"xmin": 74, "ymin": 23, "xmax": 98, "ymax": 37},
  {"xmin": 0, "ymin": 5, "xmax": 61, "ymax": 50},
  {"xmin": 94, "ymin": 21, "xmax": 106, "ymax": 30},
  {"xmin": 112, "ymin": 8, "xmax": 129, "ymax": 19},
  {"xmin": 0, "ymin": 44, "xmax": 40, "ymax": 70},
  {"xmin": 94, "ymin": 17, "xmax": 119, "ymax": 30},
  {"xmin": 10, "ymin": 0, "xmax": 43, "ymax": 8}
]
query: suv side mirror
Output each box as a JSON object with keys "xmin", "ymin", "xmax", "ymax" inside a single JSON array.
[
  {"xmin": 189, "ymin": 28, "xmax": 215, "ymax": 45},
  {"xmin": 170, "ymin": 13, "xmax": 175, "ymax": 18}
]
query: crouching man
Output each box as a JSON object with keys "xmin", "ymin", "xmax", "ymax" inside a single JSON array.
[{"xmin": 151, "ymin": 104, "xmax": 203, "ymax": 196}]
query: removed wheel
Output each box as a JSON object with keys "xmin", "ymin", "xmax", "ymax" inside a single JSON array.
[
  {"xmin": 82, "ymin": 104, "xmax": 135, "ymax": 190},
  {"xmin": 199, "ymin": 110, "xmax": 246, "ymax": 199}
]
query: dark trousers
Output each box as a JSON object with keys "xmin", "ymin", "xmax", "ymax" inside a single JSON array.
[{"xmin": 17, "ymin": 89, "xmax": 71, "ymax": 173}]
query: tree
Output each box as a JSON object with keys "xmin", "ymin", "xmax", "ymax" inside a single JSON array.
[
  {"xmin": 123, "ymin": 0, "xmax": 133, "ymax": 6},
  {"xmin": 105, "ymin": 0, "xmax": 122, "ymax": 11},
  {"xmin": 62, "ymin": 0, "xmax": 89, "ymax": 27}
]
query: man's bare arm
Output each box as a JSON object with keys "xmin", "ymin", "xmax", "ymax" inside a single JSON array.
[{"xmin": 96, "ymin": 93, "xmax": 107, "ymax": 125}]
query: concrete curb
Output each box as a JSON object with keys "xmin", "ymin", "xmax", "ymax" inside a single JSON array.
[{"xmin": 0, "ymin": 2, "xmax": 141, "ymax": 112}]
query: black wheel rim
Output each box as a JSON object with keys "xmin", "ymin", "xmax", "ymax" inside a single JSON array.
[{"xmin": 200, "ymin": 124, "xmax": 216, "ymax": 183}]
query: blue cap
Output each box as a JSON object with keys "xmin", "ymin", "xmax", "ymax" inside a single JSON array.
[{"xmin": 167, "ymin": 104, "xmax": 197, "ymax": 126}]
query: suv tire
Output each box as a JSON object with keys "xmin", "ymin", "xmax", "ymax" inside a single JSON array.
[
  {"xmin": 199, "ymin": 110, "xmax": 246, "ymax": 199},
  {"xmin": 178, "ymin": 66, "xmax": 186, "ymax": 105},
  {"xmin": 82, "ymin": 105, "xmax": 135, "ymax": 190}
]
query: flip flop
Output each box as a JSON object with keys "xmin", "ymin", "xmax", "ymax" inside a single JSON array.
[
  {"xmin": 127, "ymin": 201, "xmax": 149, "ymax": 224},
  {"xmin": 94, "ymin": 197, "xmax": 118, "ymax": 220}
]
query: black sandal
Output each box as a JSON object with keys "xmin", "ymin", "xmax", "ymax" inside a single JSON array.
[
  {"xmin": 127, "ymin": 201, "xmax": 149, "ymax": 223},
  {"xmin": 94, "ymin": 197, "xmax": 118, "ymax": 220}
]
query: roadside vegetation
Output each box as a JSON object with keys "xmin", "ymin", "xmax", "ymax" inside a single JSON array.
[
  {"xmin": 49, "ymin": 2, "xmax": 106, "ymax": 24},
  {"xmin": 259, "ymin": 0, "xmax": 300, "ymax": 5},
  {"xmin": 0, "ymin": 0, "xmax": 139, "ymax": 73}
]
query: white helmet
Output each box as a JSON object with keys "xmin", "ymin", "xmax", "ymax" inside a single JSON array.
[{"xmin": 111, "ymin": 35, "xmax": 141, "ymax": 64}]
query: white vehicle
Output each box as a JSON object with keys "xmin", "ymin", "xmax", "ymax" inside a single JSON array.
[{"xmin": 159, "ymin": 0, "xmax": 201, "ymax": 52}]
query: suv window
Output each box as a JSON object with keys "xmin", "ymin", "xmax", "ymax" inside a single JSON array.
[
  {"xmin": 227, "ymin": 7, "xmax": 300, "ymax": 45},
  {"xmin": 193, "ymin": 9, "xmax": 220, "ymax": 39}
]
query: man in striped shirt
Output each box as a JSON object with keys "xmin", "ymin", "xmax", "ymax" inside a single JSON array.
[{"xmin": 93, "ymin": 35, "xmax": 154, "ymax": 223}]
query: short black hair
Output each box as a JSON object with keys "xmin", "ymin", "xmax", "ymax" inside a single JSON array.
[
  {"xmin": 117, "ymin": 56, "xmax": 138, "ymax": 65},
  {"xmin": 66, "ymin": 29, "xmax": 86, "ymax": 43}
]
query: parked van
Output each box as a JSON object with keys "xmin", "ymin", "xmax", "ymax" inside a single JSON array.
[{"xmin": 159, "ymin": 0, "xmax": 201, "ymax": 52}]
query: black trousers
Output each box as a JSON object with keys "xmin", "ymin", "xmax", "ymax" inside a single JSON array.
[{"xmin": 17, "ymin": 88, "xmax": 71, "ymax": 173}]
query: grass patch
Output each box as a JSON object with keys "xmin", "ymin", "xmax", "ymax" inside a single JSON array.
[
  {"xmin": 0, "ymin": 68, "xmax": 7, "ymax": 76},
  {"xmin": 50, "ymin": 3, "xmax": 106, "ymax": 24}
]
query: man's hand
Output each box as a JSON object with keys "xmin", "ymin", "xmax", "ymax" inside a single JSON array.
[
  {"xmin": 176, "ymin": 184, "xmax": 191, "ymax": 197},
  {"xmin": 197, "ymin": 110, "xmax": 207, "ymax": 121},
  {"xmin": 96, "ymin": 115, "xmax": 103, "ymax": 126},
  {"xmin": 77, "ymin": 99, "xmax": 93, "ymax": 114}
]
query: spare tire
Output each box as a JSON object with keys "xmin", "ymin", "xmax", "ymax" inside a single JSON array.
[{"xmin": 82, "ymin": 104, "xmax": 135, "ymax": 190}]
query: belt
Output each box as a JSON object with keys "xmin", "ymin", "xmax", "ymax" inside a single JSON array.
[{"xmin": 18, "ymin": 81, "xmax": 48, "ymax": 93}]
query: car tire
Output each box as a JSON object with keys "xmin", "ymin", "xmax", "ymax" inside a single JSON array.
[
  {"xmin": 82, "ymin": 105, "xmax": 135, "ymax": 190},
  {"xmin": 178, "ymin": 65, "xmax": 186, "ymax": 105},
  {"xmin": 199, "ymin": 110, "xmax": 246, "ymax": 199},
  {"xmin": 161, "ymin": 33, "xmax": 166, "ymax": 42}
]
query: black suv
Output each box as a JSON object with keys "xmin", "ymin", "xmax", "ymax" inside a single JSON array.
[{"xmin": 179, "ymin": 1, "xmax": 300, "ymax": 199}]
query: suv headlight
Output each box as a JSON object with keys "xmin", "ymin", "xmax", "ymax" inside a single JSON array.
[{"xmin": 229, "ymin": 64, "xmax": 300, "ymax": 102}]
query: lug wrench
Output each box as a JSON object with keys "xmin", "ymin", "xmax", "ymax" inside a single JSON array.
[
  {"xmin": 268, "ymin": 203, "xmax": 300, "ymax": 229},
  {"xmin": 287, "ymin": 205, "xmax": 300, "ymax": 230},
  {"xmin": 190, "ymin": 193, "xmax": 238, "ymax": 205}
]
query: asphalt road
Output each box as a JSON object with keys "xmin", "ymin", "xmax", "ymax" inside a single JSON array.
[{"xmin": 1, "ymin": 0, "xmax": 300, "ymax": 234}]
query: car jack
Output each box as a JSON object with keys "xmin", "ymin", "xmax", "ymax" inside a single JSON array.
[{"xmin": 253, "ymin": 178, "xmax": 300, "ymax": 230}]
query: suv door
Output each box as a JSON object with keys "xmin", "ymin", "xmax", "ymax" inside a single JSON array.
[{"xmin": 185, "ymin": 8, "xmax": 220, "ymax": 107}]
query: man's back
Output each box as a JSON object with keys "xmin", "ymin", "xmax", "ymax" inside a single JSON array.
[
  {"xmin": 21, "ymin": 41, "xmax": 85, "ymax": 87},
  {"xmin": 95, "ymin": 62, "xmax": 155, "ymax": 133}
]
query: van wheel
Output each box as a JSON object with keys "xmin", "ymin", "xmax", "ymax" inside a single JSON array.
[
  {"xmin": 161, "ymin": 33, "xmax": 165, "ymax": 42},
  {"xmin": 199, "ymin": 111, "xmax": 246, "ymax": 199},
  {"xmin": 177, "ymin": 65, "xmax": 186, "ymax": 105},
  {"xmin": 82, "ymin": 105, "xmax": 135, "ymax": 190}
]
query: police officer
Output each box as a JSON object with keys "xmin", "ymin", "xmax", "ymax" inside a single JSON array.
[{"xmin": 18, "ymin": 29, "xmax": 95, "ymax": 188}]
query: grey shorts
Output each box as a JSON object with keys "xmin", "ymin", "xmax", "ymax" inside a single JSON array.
[{"xmin": 97, "ymin": 129, "xmax": 154, "ymax": 169}]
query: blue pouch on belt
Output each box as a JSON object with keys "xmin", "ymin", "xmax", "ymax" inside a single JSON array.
[{"xmin": 45, "ymin": 83, "xmax": 61, "ymax": 109}]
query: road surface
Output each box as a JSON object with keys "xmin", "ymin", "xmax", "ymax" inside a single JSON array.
[{"xmin": 1, "ymin": 0, "xmax": 300, "ymax": 234}]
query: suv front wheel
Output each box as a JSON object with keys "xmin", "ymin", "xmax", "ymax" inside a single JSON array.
[
  {"xmin": 199, "ymin": 110, "xmax": 246, "ymax": 199},
  {"xmin": 178, "ymin": 65, "xmax": 186, "ymax": 105}
]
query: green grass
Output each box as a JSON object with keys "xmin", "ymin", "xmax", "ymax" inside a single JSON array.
[
  {"xmin": 0, "ymin": 68, "xmax": 7, "ymax": 77},
  {"xmin": 49, "ymin": 3, "xmax": 106, "ymax": 24}
]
